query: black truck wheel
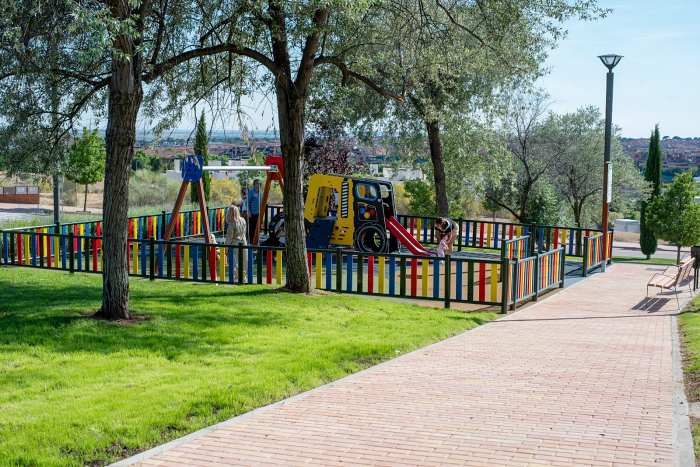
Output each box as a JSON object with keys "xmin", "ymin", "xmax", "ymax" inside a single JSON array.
[{"xmin": 354, "ymin": 223, "xmax": 388, "ymax": 253}]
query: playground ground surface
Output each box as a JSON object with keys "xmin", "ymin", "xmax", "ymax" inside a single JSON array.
[{"xmin": 0, "ymin": 267, "xmax": 494, "ymax": 466}]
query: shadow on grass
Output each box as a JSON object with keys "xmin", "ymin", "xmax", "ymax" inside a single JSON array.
[{"xmin": 0, "ymin": 279, "xmax": 290, "ymax": 358}]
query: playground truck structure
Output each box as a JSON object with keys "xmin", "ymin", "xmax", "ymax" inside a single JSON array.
[{"xmin": 303, "ymin": 173, "xmax": 432, "ymax": 256}]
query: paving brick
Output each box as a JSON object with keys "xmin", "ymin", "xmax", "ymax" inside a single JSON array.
[{"xmin": 130, "ymin": 263, "xmax": 685, "ymax": 467}]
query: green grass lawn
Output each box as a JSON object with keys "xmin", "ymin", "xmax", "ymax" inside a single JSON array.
[
  {"xmin": 0, "ymin": 267, "xmax": 494, "ymax": 466},
  {"xmin": 679, "ymin": 298, "xmax": 700, "ymax": 458},
  {"xmin": 612, "ymin": 256, "xmax": 677, "ymax": 266}
]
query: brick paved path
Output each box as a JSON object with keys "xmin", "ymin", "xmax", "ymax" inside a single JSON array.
[{"xmin": 126, "ymin": 263, "xmax": 690, "ymax": 467}]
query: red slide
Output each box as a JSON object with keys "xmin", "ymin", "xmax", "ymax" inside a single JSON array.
[{"xmin": 385, "ymin": 216, "xmax": 433, "ymax": 256}]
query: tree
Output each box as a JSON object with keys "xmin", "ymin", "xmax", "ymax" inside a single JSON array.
[
  {"xmin": 325, "ymin": 1, "xmax": 605, "ymax": 217},
  {"xmin": 646, "ymin": 172, "xmax": 700, "ymax": 264},
  {"xmin": 303, "ymin": 136, "xmax": 364, "ymax": 182},
  {"xmin": 191, "ymin": 113, "xmax": 211, "ymax": 202},
  {"xmin": 66, "ymin": 128, "xmax": 106, "ymax": 212},
  {"xmin": 1, "ymin": 1, "xmax": 259, "ymax": 319},
  {"xmin": 640, "ymin": 125, "xmax": 663, "ymax": 258},
  {"xmin": 404, "ymin": 180, "xmax": 435, "ymax": 217},
  {"xmin": 484, "ymin": 92, "xmax": 563, "ymax": 222},
  {"xmin": 550, "ymin": 107, "xmax": 646, "ymax": 227}
]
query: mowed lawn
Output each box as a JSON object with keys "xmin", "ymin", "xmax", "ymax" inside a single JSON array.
[
  {"xmin": 0, "ymin": 267, "xmax": 494, "ymax": 466},
  {"xmin": 680, "ymin": 300, "xmax": 700, "ymax": 459}
]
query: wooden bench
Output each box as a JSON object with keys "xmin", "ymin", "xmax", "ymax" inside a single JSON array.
[{"xmin": 646, "ymin": 256, "xmax": 695, "ymax": 307}]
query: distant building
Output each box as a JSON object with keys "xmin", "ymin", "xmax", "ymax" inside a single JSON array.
[{"xmin": 381, "ymin": 167, "xmax": 424, "ymax": 181}]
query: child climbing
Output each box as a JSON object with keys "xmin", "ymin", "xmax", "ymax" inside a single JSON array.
[{"xmin": 436, "ymin": 217, "xmax": 457, "ymax": 257}]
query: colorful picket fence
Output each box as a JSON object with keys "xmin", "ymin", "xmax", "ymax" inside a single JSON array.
[
  {"xmin": 501, "ymin": 235, "xmax": 530, "ymax": 260},
  {"xmin": 396, "ymin": 214, "xmax": 612, "ymax": 259},
  {"xmin": 1, "ymin": 227, "xmax": 570, "ymax": 312},
  {"xmin": 508, "ymin": 248, "xmax": 564, "ymax": 308},
  {"xmin": 582, "ymin": 232, "xmax": 613, "ymax": 276}
]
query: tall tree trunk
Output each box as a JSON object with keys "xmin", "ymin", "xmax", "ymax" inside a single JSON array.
[
  {"xmin": 83, "ymin": 184, "xmax": 88, "ymax": 212},
  {"xmin": 276, "ymin": 87, "xmax": 309, "ymax": 293},
  {"xmin": 98, "ymin": 0, "xmax": 144, "ymax": 320},
  {"xmin": 426, "ymin": 119, "xmax": 449, "ymax": 217},
  {"xmin": 573, "ymin": 201, "xmax": 583, "ymax": 228}
]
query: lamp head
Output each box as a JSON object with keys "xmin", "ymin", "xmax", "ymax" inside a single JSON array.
[{"xmin": 598, "ymin": 54, "xmax": 622, "ymax": 71}]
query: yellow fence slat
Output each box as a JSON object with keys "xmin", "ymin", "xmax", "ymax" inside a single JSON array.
[
  {"xmin": 315, "ymin": 252, "xmax": 322, "ymax": 289},
  {"xmin": 377, "ymin": 256, "xmax": 385, "ymax": 293},
  {"xmin": 275, "ymin": 250, "xmax": 283, "ymax": 285},
  {"xmin": 132, "ymin": 243, "xmax": 138, "ymax": 274},
  {"xmin": 53, "ymin": 235, "xmax": 59, "ymax": 268},
  {"xmin": 490, "ymin": 263, "xmax": 499, "ymax": 301},
  {"xmin": 421, "ymin": 259, "xmax": 428, "ymax": 296},
  {"xmin": 219, "ymin": 246, "xmax": 226, "ymax": 281}
]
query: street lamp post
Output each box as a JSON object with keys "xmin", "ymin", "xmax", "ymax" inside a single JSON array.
[{"xmin": 598, "ymin": 54, "xmax": 622, "ymax": 272}]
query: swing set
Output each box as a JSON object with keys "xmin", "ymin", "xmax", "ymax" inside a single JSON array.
[{"xmin": 164, "ymin": 154, "xmax": 285, "ymax": 244}]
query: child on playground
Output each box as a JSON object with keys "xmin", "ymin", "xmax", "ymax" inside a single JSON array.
[{"xmin": 436, "ymin": 217, "xmax": 457, "ymax": 257}]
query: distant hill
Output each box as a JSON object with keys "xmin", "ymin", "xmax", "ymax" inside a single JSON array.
[{"xmin": 620, "ymin": 136, "xmax": 700, "ymax": 182}]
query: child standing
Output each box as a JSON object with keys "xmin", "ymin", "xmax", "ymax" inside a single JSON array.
[{"xmin": 436, "ymin": 217, "xmax": 457, "ymax": 257}]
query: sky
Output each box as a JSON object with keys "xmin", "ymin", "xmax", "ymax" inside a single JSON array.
[
  {"xmin": 538, "ymin": 0, "xmax": 699, "ymax": 138},
  {"xmin": 167, "ymin": 0, "xmax": 700, "ymax": 139}
]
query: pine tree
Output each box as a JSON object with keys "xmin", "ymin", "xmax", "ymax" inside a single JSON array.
[
  {"xmin": 639, "ymin": 125, "xmax": 662, "ymax": 258},
  {"xmin": 190, "ymin": 113, "xmax": 210, "ymax": 203}
]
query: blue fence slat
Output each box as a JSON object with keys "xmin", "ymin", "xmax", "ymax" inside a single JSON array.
[
  {"xmin": 2, "ymin": 232, "xmax": 8, "ymax": 264},
  {"xmin": 192, "ymin": 245, "xmax": 199, "ymax": 279},
  {"xmin": 455, "ymin": 260, "xmax": 463, "ymax": 301},
  {"xmin": 432, "ymin": 258, "xmax": 440, "ymax": 299},
  {"xmin": 346, "ymin": 254, "xmax": 353, "ymax": 292},
  {"xmin": 464, "ymin": 221, "xmax": 470, "ymax": 245},
  {"xmin": 29, "ymin": 232, "xmax": 36, "ymax": 267},
  {"xmin": 493, "ymin": 224, "xmax": 499, "ymax": 248},
  {"xmin": 568, "ymin": 229, "xmax": 575, "ymax": 255},
  {"xmin": 388, "ymin": 257, "xmax": 396, "ymax": 295},
  {"xmin": 61, "ymin": 228, "xmax": 67, "ymax": 269},
  {"xmin": 325, "ymin": 253, "xmax": 332, "ymax": 289},
  {"xmin": 247, "ymin": 248, "xmax": 253, "ymax": 284},
  {"xmin": 228, "ymin": 247, "xmax": 235, "ymax": 284}
]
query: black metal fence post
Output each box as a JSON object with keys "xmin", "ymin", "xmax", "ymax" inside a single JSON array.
[
  {"xmin": 160, "ymin": 210, "xmax": 166, "ymax": 239},
  {"xmin": 582, "ymin": 237, "xmax": 589, "ymax": 277},
  {"xmin": 532, "ymin": 253, "xmax": 540, "ymax": 302},
  {"xmin": 500, "ymin": 257, "xmax": 510, "ymax": 314},
  {"xmin": 68, "ymin": 232, "xmax": 75, "ymax": 274},
  {"xmin": 559, "ymin": 248, "xmax": 566, "ymax": 288},
  {"xmin": 444, "ymin": 255, "xmax": 451, "ymax": 309}
]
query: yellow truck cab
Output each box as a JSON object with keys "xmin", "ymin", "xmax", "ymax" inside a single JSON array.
[{"xmin": 304, "ymin": 174, "xmax": 398, "ymax": 253}]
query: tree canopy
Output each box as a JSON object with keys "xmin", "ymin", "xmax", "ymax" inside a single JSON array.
[
  {"xmin": 647, "ymin": 172, "xmax": 700, "ymax": 263},
  {"xmin": 66, "ymin": 128, "xmax": 106, "ymax": 211}
]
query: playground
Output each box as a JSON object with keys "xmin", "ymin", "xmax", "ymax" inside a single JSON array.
[{"xmin": 0, "ymin": 154, "xmax": 614, "ymax": 313}]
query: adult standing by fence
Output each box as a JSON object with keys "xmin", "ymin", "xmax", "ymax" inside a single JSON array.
[
  {"xmin": 226, "ymin": 204, "xmax": 248, "ymax": 280},
  {"xmin": 247, "ymin": 179, "xmax": 260, "ymax": 243}
]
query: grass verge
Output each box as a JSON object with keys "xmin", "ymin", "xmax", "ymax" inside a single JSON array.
[
  {"xmin": 612, "ymin": 256, "xmax": 677, "ymax": 266},
  {"xmin": 679, "ymin": 297, "xmax": 700, "ymax": 459},
  {"xmin": 0, "ymin": 267, "xmax": 494, "ymax": 466}
]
